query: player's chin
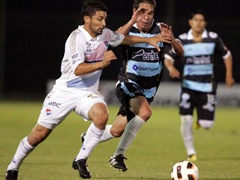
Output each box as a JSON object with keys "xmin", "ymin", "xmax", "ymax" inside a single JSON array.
[{"xmin": 96, "ymin": 29, "xmax": 103, "ymax": 35}]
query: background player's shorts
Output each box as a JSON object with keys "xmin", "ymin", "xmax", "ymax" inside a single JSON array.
[
  {"xmin": 179, "ymin": 88, "xmax": 216, "ymax": 121},
  {"xmin": 37, "ymin": 88, "xmax": 106, "ymax": 129}
]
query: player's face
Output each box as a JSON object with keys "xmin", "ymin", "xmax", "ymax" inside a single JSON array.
[
  {"xmin": 135, "ymin": 3, "xmax": 155, "ymax": 32},
  {"xmin": 189, "ymin": 14, "xmax": 207, "ymax": 34},
  {"xmin": 84, "ymin": 11, "xmax": 107, "ymax": 37}
]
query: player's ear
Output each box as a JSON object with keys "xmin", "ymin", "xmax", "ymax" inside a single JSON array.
[
  {"xmin": 204, "ymin": 21, "xmax": 207, "ymax": 28},
  {"xmin": 188, "ymin": 19, "xmax": 192, "ymax": 27},
  {"xmin": 84, "ymin": 15, "xmax": 90, "ymax": 24}
]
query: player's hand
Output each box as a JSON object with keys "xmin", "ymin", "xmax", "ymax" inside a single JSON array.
[
  {"xmin": 225, "ymin": 76, "xmax": 235, "ymax": 87},
  {"xmin": 168, "ymin": 66, "xmax": 180, "ymax": 79},
  {"xmin": 159, "ymin": 22, "xmax": 174, "ymax": 42},
  {"xmin": 148, "ymin": 33, "xmax": 172, "ymax": 51},
  {"xmin": 131, "ymin": 7, "xmax": 145, "ymax": 23},
  {"xmin": 101, "ymin": 50, "xmax": 117, "ymax": 68}
]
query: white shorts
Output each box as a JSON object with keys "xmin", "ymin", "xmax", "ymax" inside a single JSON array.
[{"xmin": 37, "ymin": 88, "xmax": 106, "ymax": 129}]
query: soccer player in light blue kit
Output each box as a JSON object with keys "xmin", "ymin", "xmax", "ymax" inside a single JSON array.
[
  {"xmin": 5, "ymin": 1, "xmax": 169, "ymax": 179},
  {"xmin": 164, "ymin": 10, "xmax": 235, "ymax": 161},
  {"xmin": 80, "ymin": 0, "xmax": 184, "ymax": 171}
]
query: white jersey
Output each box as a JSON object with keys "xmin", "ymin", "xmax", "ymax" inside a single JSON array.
[{"xmin": 53, "ymin": 25, "xmax": 124, "ymax": 92}]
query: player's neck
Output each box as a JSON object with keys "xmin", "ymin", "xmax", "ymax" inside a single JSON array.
[{"xmin": 192, "ymin": 31, "xmax": 203, "ymax": 42}]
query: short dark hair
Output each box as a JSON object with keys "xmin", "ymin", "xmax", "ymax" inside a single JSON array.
[
  {"xmin": 189, "ymin": 9, "xmax": 208, "ymax": 22},
  {"xmin": 81, "ymin": 0, "xmax": 107, "ymax": 19},
  {"xmin": 133, "ymin": 0, "xmax": 156, "ymax": 9}
]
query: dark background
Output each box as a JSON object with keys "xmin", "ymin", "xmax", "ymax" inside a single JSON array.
[{"xmin": 1, "ymin": 0, "xmax": 239, "ymax": 99}]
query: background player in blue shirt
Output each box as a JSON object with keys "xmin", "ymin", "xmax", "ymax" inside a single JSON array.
[{"xmin": 164, "ymin": 9, "xmax": 235, "ymax": 161}]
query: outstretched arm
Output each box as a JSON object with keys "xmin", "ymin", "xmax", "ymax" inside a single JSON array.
[
  {"xmin": 122, "ymin": 33, "xmax": 173, "ymax": 52},
  {"xmin": 164, "ymin": 56, "xmax": 180, "ymax": 79},
  {"xmin": 160, "ymin": 23, "xmax": 184, "ymax": 56},
  {"xmin": 223, "ymin": 51, "xmax": 235, "ymax": 87},
  {"xmin": 116, "ymin": 7, "xmax": 144, "ymax": 35}
]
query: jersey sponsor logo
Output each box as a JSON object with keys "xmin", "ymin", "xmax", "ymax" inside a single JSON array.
[
  {"xmin": 184, "ymin": 64, "xmax": 213, "ymax": 76},
  {"xmin": 132, "ymin": 49, "xmax": 159, "ymax": 61},
  {"xmin": 48, "ymin": 101, "xmax": 61, "ymax": 108},
  {"xmin": 72, "ymin": 53, "xmax": 79, "ymax": 60},
  {"xmin": 46, "ymin": 108, "xmax": 52, "ymax": 116},
  {"xmin": 132, "ymin": 64, "xmax": 159, "ymax": 72},
  {"xmin": 186, "ymin": 55, "xmax": 211, "ymax": 64},
  {"xmin": 184, "ymin": 43, "xmax": 215, "ymax": 56},
  {"xmin": 104, "ymin": 41, "xmax": 109, "ymax": 48},
  {"xmin": 87, "ymin": 93, "xmax": 99, "ymax": 99},
  {"xmin": 86, "ymin": 42, "xmax": 92, "ymax": 53}
]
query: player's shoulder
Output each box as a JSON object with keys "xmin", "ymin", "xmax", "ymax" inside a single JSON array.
[
  {"xmin": 207, "ymin": 31, "xmax": 219, "ymax": 39},
  {"xmin": 178, "ymin": 33, "xmax": 188, "ymax": 40}
]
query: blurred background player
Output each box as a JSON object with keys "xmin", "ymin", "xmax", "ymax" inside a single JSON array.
[
  {"xmin": 82, "ymin": 0, "xmax": 183, "ymax": 172},
  {"xmin": 164, "ymin": 9, "xmax": 235, "ymax": 161}
]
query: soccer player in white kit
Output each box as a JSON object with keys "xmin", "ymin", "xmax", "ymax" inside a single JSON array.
[{"xmin": 5, "ymin": 1, "xmax": 166, "ymax": 179}]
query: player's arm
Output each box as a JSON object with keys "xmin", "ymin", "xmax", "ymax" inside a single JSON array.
[
  {"xmin": 74, "ymin": 51, "xmax": 117, "ymax": 76},
  {"xmin": 223, "ymin": 51, "xmax": 235, "ymax": 87},
  {"xmin": 164, "ymin": 53, "xmax": 180, "ymax": 79},
  {"xmin": 171, "ymin": 38, "xmax": 184, "ymax": 56},
  {"xmin": 116, "ymin": 7, "xmax": 143, "ymax": 35},
  {"xmin": 160, "ymin": 23, "xmax": 184, "ymax": 56},
  {"xmin": 121, "ymin": 34, "xmax": 172, "ymax": 52}
]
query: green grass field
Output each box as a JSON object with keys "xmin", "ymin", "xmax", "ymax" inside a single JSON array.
[{"xmin": 0, "ymin": 101, "xmax": 239, "ymax": 180}]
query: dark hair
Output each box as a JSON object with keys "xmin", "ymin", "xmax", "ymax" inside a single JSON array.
[
  {"xmin": 189, "ymin": 9, "xmax": 208, "ymax": 22},
  {"xmin": 133, "ymin": 0, "xmax": 156, "ymax": 9},
  {"xmin": 81, "ymin": 0, "xmax": 107, "ymax": 19}
]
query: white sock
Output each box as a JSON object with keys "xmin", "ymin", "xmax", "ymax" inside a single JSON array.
[
  {"xmin": 180, "ymin": 115, "xmax": 196, "ymax": 156},
  {"xmin": 76, "ymin": 123, "xmax": 104, "ymax": 160},
  {"xmin": 7, "ymin": 137, "xmax": 34, "ymax": 171},
  {"xmin": 99, "ymin": 125, "xmax": 113, "ymax": 142},
  {"xmin": 114, "ymin": 115, "xmax": 145, "ymax": 156}
]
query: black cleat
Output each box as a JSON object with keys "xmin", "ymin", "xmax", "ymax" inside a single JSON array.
[
  {"xmin": 109, "ymin": 154, "xmax": 128, "ymax": 171},
  {"xmin": 72, "ymin": 158, "xmax": 91, "ymax": 179},
  {"xmin": 5, "ymin": 170, "xmax": 18, "ymax": 180},
  {"xmin": 81, "ymin": 132, "xmax": 86, "ymax": 144}
]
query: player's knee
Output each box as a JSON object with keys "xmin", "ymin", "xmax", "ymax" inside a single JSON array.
[
  {"xmin": 95, "ymin": 110, "xmax": 109, "ymax": 122},
  {"xmin": 110, "ymin": 129, "xmax": 123, "ymax": 138},
  {"xmin": 139, "ymin": 108, "xmax": 152, "ymax": 121},
  {"xmin": 199, "ymin": 119, "xmax": 214, "ymax": 129}
]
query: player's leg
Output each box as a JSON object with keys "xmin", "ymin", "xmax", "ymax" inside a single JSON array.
[
  {"xmin": 114, "ymin": 95, "xmax": 150, "ymax": 154},
  {"xmin": 5, "ymin": 90, "xmax": 70, "ymax": 180},
  {"xmin": 5, "ymin": 124, "xmax": 52, "ymax": 180},
  {"xmin": 197, "ymin": 93, "xmax": 216, "ymax": 129},
  {"xmin": 109, "ymin": 82, "xmax": 151, "ymax": 171},
  {"xmin": 109, "ymin": 96, "xmax": 150, "ymax": 171},
  {"xmin": 179, "ymin": 89, "xmax": 197, "ymax": 161},
  {"xmin": 73, "ymin": 93, "xmax": 108, "ymax": 179},
  {"xmin": 91, "ymin": 105, "xmax": 129, "ymax": 143}
]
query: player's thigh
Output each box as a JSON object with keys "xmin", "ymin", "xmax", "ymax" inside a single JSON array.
[
  {"xmin": 197, "ymin": 93, "xmax": 216, "ymax": 121},
  {"xmin": 179, "ymin": 89, "xmax": 195, "ymax": 115},
  {"xmin": 37, "ymin": 90, "xmax": 76, "ymax": 129},
  {"xmin": 74, "ymin": 91, "xmax": 107, "ymax": 121}
]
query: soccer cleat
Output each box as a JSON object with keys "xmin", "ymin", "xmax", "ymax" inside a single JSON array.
[
  {"xmin": 187, "ymin": 154, "xmax": 197, "ymax": 162},
  {"xmin": 72, "ymin": 158, "xmax": 91, "ymax": 179},
  {"xmin": 81, "ymin": 132, "xmax": 86, "ymax": 144},
  {"xmin": 109, "ymin": 154, "xmax": 128, "ymax": 171},
  {"xmin": 5, "ymin": 170, "xmax": 18, "ymax": 180}
]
